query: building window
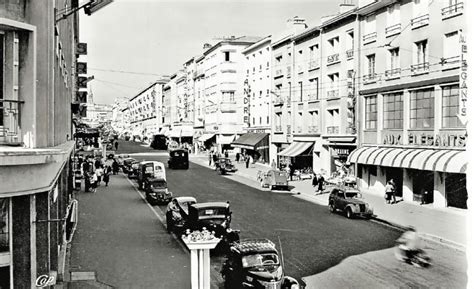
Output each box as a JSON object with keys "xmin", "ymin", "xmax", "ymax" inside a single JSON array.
[
  {"xmin": 389, "ymin": 48, "xmax": 400, "ymax": 70},
  {"xmin": 415, "ymin": 40, "xmax": 428, "ymax": 64},
  {"xmin": 367, "ymin": 54, "xmax": 376, "ymax": 76},
  {"xmin": 365, "ymin": 95, "xmax": 377, "ymax": 130},
  {"xmin": 442, "ymin": 85, "xmax": 462, "ymax": 127},
  {"xmin": 444, "ymin": 31, "xmax": 459, "ymax": 61},
  {"xmin": 253, "ymin": 117, "xmax": 255, "ymax": 125},
  {"xmin": 224, "ymin": 51, "xmax": 230, "ymax": 62},
  {"xmin": 383, "ymin": 92, "xmax": 403, "ymax": 129},
  {"xmin": 327, "ymin": 37, "xmax": 339, "ymax": 53},
  {"xmin": 410, "ymin": 88, "xmax": 434, "ymax": 128},
  {"xmin": 298, "ymin": 81, "xmax": 303, "ymax": 102},
  {"xmin": 309, "ymin": 78, "xmax": 318, "ymax": 100},
  {"xmin": 0, "ymin": 34, "xmax": 3, "ymax": 127},
  {"xmin": 0, "ymin": 198, "xmax": 9, "ymax": 252},
  {"xmin": 259, "ymin": 117, "xmax": 262, "ymax": 125}
]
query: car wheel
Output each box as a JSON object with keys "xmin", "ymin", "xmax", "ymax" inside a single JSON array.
[
  {"xmin": 329, "ymin": 203, "xmax": 336, "ymax": 213},
  {"xmin": 345, "ymin": 208, "xmax": 353, "ymax": 219}
]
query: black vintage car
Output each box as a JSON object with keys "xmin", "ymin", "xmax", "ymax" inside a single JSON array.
[
  {"xmin": 167, "ymin": 201, "xmax": 239, "ymax": 248},
  {"xmin": 221, "ymin": 239, "xmax": 300, "ymax": 289},
  {"xmin": 122, "ymin": 158, "xmax": 137, "ymax": 174},
  {"xmin": 215, "ymin": 158, "xmax": 237, "ymax": 175},
  {"xmin": 328, "ymin": 186, "xmax": 373, "ymax": 219},
  {"xmin": 168, "ymin": 149, "xmax": 189, "ymax": 169},
  {"xmin": 144, "ymin": 178, "xmax": 172, "ymax": 205}
]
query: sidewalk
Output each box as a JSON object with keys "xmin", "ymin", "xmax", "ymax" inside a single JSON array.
[{"xmin": 190, "ymin": 152, "xmax": 468, "ymax": 250}]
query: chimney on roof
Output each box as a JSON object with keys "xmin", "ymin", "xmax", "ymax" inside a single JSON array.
[
  {"xmin": 339, "ymin": 0, "xmax": 355, "ymax": 13},
  {"xmin": 286, "ymin": 16, "xmax": 307, "ymax": 33}
]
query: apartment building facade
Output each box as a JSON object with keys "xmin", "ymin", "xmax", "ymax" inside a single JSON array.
[
  {"xmin": 348, "ymin": 0, "xmax": 467, "ymax": 209},
  {"xmin": 129, "ymin": 81, "xmax": 161, "ymax": 141},
  {"xmin": 232, "ymin": 36, "xmax": 272, "ymax": 164},
  {"xmin": 0, "ymin": 1, "xmax": 79, "ymax": 287},
  {"xmin": 200, "ymin": 36, "xmax": 260, "ymax": 153}
]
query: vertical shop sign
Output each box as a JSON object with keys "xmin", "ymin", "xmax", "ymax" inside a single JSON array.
[
  {"xmin": 459, "ymin": 31, "xmax": 467, "ymax": 120},
  {"xmin": 243, "ymin": 79, "xmax": 251, "ymax": 126}
]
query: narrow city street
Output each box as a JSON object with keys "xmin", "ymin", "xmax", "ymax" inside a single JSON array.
[{"xmin": 68, "ymin": 141, "xmax": 468, "ymax": 288}]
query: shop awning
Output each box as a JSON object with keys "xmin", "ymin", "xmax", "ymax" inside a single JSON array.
[
  {"xmin": 218, "ymin": 135, "xmax": 235, "ymax": 145},
  {"xmin": 170, "ymin": 128, "xmax": 181, "ymax": 138},
  {"xmin": 277, "ymin": 141, "xmax": 313, "ymax": 157},
  {"xmin": 198, "ymin": 133, "xmax": 215, "ymax": 142},
  {"xmin": 347, "ymin": 147, "xmax": 468, "ymax": 173},
  {"xmin": 231, "ymin": 133, "xmax": 269, "ymax": 150}
]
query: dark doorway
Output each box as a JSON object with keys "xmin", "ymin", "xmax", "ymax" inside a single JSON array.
[
  {"xmin": 446, "ymin": 173, "xmax": 467, "ymax": 209},
  {"xmin": 385, "ymin": 167, "xmax": 403, "ymax": 197},
  {"xmin": 411, "ymin": 170, "xmax": 434, "ymax": 204}
]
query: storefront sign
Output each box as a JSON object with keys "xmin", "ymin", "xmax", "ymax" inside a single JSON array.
[
  {"xmin": 76, "ymin": 62, "xmax": 87, "ymax": 74},
  {"xmin": 383, "ymin": 133, "xmax": 403, "ymax": 145},
  {"xmin": 248, "ymin": 129, "xmax": 268, "ymax": 133},
  {"xmin": 408, "ymin": 132, "xmax": 467, "ymax": 147},
  {"xmin": 333, "ymin": 147, "xmax": 350, "ymax": 156},
  {"xmin": 459, "ymin": 31, "xmax": 467, "ymax": 119},
  {"xmin": 36, "ymin": 272, "xmax": 57, "ymax": 287},
  {"xmin": 243, "ymin": 79, "xmax": 251, "ymax": 126}
]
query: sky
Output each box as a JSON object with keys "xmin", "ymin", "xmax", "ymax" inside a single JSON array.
[{"xmin": 79, "ymin": 0, "xmax": 341, "ymax": 105}]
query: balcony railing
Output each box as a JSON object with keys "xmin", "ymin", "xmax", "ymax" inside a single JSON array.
[
  {"xmin": 275, "ymin": 125, "xmax": 283, "ymax": 132},
  {"xmin": 273, "ymin": 97, "xmax": 284, "ymax": 106},
  {"xmin": 327, "ymin": 89, "xmax": 339, "ymax": 99},
  {"xmin": 286, "ymin": 66, "xmax": 291, "ymax": 78},
  {"xmin": 385, "ymin": 68, "xmax": 401, "ymax": 80},
  {"xmin": 442, "ymin": 2, "xmax": 463, "ymax": 19},
  {"xmin": 326, "ymin": 126, "xmax": 340, "ymax": 134},
  {"xmin": 0, "ymin": 99, "xmax": 24, "ymax": 145},
  {"xmin": 442, "ymin": 55, "xmax": 461, "ymax": 70},
  {"xmin": 308, "ymin": 59, "xmax": 319, "ymax": 70},
  {"xmin": 308, "ymin": 125, "xmax": 319, "ymax": 133},
  {"xmin": 307, "ymin": 93, "xmax": 319, "ymax": 101},
  {"xmin": 411, "ymin": 62, "xmax": 430, "ymax": 75},
  {"xmin": 346, "ymin": 49, "xmax": 354, "ymax": 60},
  {"xmin": 385, "ymin": 23, "xmax": 401, "ymax": 37},
  {"xmin": 327, "ymin": 53, "xmax": 340, "ymax": 65},
  {"xmin": 362, "ymin": 32, "xmax": 377, "ymax": 44},
  {"xmin": 220, "ymin": 101, "xmax": 237, "ymax": 113},
  {"xmin": 363, "ymin": 73, "xmax": 378, "ymax": 84},
  {"xmin": 297, "ymin": 65, "xmax": 304, "ymax": 74},
  {"xmin": 411, "ymin": 14, "xmax": 429, "ymax": 29},
  {"xmin": 275, "ymin": 69, "xmax": 284, "ymax": 78}
]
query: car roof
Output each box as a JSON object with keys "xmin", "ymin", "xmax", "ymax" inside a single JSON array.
[
  {"xmin": 231, "ymin": 239, "xmax": 278, "ymax": 255},
  {"xmin": 174, "ymin": 196, "xmax": 197, "ymax": 203},
  {"xmin": 191, "ymin": 202, "xmax": 229, "ymax": 209}
]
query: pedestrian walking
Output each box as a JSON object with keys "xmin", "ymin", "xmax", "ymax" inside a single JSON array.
[
  {"xmin": 209, "ymin": 152, "xmax": 212, "ymax": 166},
  {"xmin": 95, "ymin": 166, "xmax": 104, "ymax": 186},
  {"xmin": 224, "ymin": 150, "xmax": 229, "ymax": 158},
  {"xmin": 289, "ymin": 163, "xmax": 295, "ymax": 181},
  {"xmin": 114, "ymin": 140, "xmax": 119, "ymax": 151},
  {"xmin": 112, "ymin": 159, "xmax": 119, "ymax": 175},
  {"xmin": 245, "ymin": 155, "xmax": 250, "ymax": 168},
  {"xmin": 236, "ymin": 152, "xmax": 240, "ymax": 162},
  {"xmin": 385, "ymin": 180, "xmax": 395, "ymax": 204},
  {"xmin": 313, "ymin": 173, "xmax": 325, "ymax": 194},
  {"xmin": 390, "ymin": 179, "xmax": 397, "ymax": 204},
  {"xmin": 271, "ymin": 159, "xmax": 277, "ymax": 169},
  {"xmin": 103, "ymin": 167, "xmax": 111, "ymax": 187},
  {"xmin": 90, "ymin": 172, "xmax": 98, "ymax": 193}
]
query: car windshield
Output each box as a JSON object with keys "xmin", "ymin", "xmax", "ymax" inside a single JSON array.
[
  {"xmin": 197, "ymin": 207, "xmax": 227, "ymax": 219},
  {"xmin": 150, "ymin": 180, "xmax": 167, "ymax": 188},
  {"xmin": 345, "ymin": 192, "xmax": 362, "ymax": 199},
  {"xmin": 242, "ymin": 253, "xmax": 279, "ymax": 268}
]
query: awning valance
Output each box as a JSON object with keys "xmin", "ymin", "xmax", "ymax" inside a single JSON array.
[
  {"xmin": 277, "ymin": 141, "xmax": 313, "ymax": 157},
  {"xmin": 347, "ymin": 147, "xmax": 467, "ymax": 174},
  {"xmin": 231, "ymin": 133, "xmax": 269, "ymax": 150},
  {"xmin": 198, "ymin": 133, "xmax": 215, "ymax": 142},
  {"xmin": 218, "ymin": 135, "xmax": 235, "ymax": 145}
]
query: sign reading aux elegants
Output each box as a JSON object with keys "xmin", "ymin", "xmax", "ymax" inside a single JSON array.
[{"xmin": 382, "ymin": 131, "xmax": 466, "ymax": 148}]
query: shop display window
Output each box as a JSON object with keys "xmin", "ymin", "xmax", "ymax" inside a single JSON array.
[
  {"xmin": 0, "ymin": 199, "xmax": 8, "ymax": 252},
  {"xmin": 409, "ymin": 88, "xmax": 434, "ymax": 128}
]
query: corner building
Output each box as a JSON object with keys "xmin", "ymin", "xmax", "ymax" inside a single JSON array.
[{"xmin": 348, "ymin": 0, "xmax": 467, "ymax": 209}]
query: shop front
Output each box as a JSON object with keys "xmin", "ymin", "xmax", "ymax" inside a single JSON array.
[
  {"xmin": 231, "ymin": 133, "xmax": 269, "ymax": 164},
  {"xmin": 348, "ymin": 146, "xmax": 468, "ymax": 209},
  {"xmin": 217, "ymin": 135, "xmax": 236, "ymax": 153},
  {"xmin": 277, "ymin": 141, "xmax": 314, "ymax": 171},
  {"xmin": 197, "ymin": 133, "xmax": 216, "ymax": 151}
]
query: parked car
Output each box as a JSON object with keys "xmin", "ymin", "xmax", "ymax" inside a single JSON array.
[
  {"xmin": 257, "ymin": 169, "xmax": 289, "ymax": 190},
  {"xmin": 328, "ymin": 186, "xmax": 373, "ymax": 218},
  {"xmin": 122, "ymin": 157, "xmax": 137, "ymax": 173},
  {"xmin": 137, "ymin": 161, "xmax": 167, "ymax": 189},
  {"xmin": 144, "ymin": 178, "xmax": 172, "ymax": 205},
  {"xmin": 116, "ymin": 154, "xmax": 130, "ymax": 166},
  {"xmin": 127, "ymin": 160, "xmax": 140, "ymax": 178},
  {"xmin": 221, "ymin": 238, "xmax": 300, "ymax": 289},
  {"xmin": 215, "ymin": 158, "xmax": 237, "ymax": 175},
  {"xmin": 168, "ymin": 149, "xmax": 189, "ymax": 169},
  {"xmin": 166, "ymin": 196, "xmax": 197, "ymax": 233}
]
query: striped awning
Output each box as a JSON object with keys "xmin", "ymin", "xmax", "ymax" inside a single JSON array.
[
  {"xmin": 217, "ymin": 135, "xmax": 235, "ymax": 145},
  {"xmin": 231, "ymin": 133, "xmax": 269, "ymax": 150},
  {"xmin": 347, "ymin": 146, "xmax": 467, "ymax": 174},
  {"xmin": 277, "ymin": 141, "xmax": 313, "ymax": 157}
]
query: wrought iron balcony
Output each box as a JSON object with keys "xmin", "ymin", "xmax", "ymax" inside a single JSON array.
[
  {"xmin": 346, "ymin": 49, "xmax": 354, "ymax": 60},
  {"xmin": 363, "ymin": 74, "xmax": 378, "ymax": 84},
  {"xmin": 275, "ymin": 69, "xmax": 284, "ymax": 78},
  {"xmin": 0, "ymin": 99, "xmax": 24, "ymax": 146},
  {"xmin": 362, "ymin": 32, "xmax": 377, "ymax": 44},
  {"xmin": 273, "ymin": 97, "xmax": 284, "ymax": 106},
  {"xmin": 326, "ymin": 126, "xmax": 340, "ymax": 134},
  {"xmin": 411, "ymin": 62, "xmax": 430, "ymax": 75},
  {"xmin": 385, "ymin": 68, "xmax": 401, "ymax": 79},
  {"xmin": 307, "ymin": 93, "xmax": 319, "ymax": 101},
  {"xmin": 385, "ymin": 23, "xmax": 401, "ymax": 37},
  {"xmin": 411, "ymin": 14, "xmax": 429, "ymax": 29},
  {"xmin": 327, "ymin": 53, "xmax": 340, "ymax": 65},
  {"xmin": 327, "ymin": 89, "xmax": 339, "ymax": 99},
  {"xmin": 442, "ymin": 2, "xmax": 463, "ymax": 19}
]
